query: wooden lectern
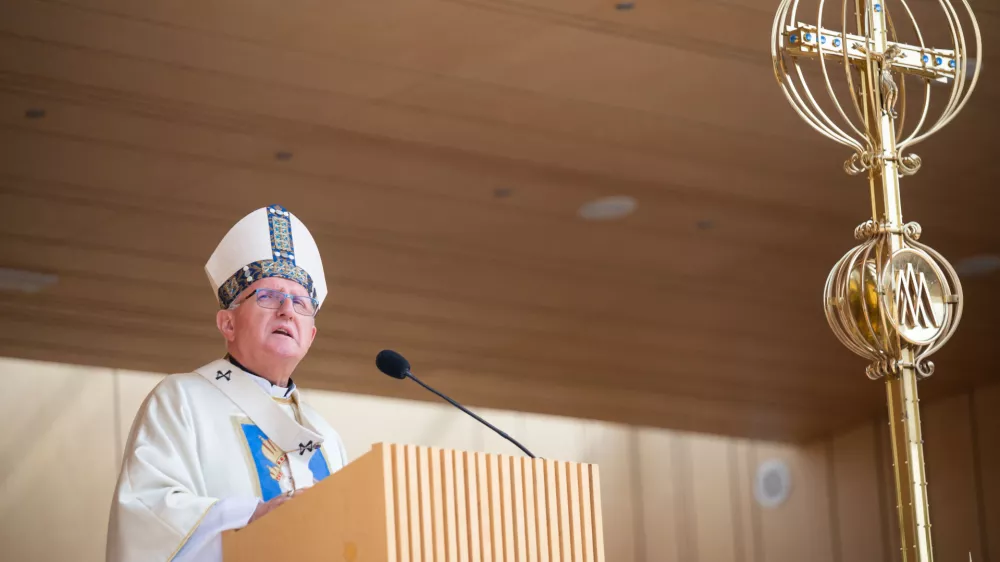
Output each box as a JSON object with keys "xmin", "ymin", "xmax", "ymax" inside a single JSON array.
[{"xmin": 223, "ymin": 443, "xmax": 606, "ymax": 561}]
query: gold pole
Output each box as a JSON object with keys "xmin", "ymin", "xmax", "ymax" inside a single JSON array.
[
  {"xmin": 886, "ymin": 363, "xmax": 933, "ymax": 561},
  {"xmin": 861, "ymin": 2, "xmax": 934, "ymax": 559}
]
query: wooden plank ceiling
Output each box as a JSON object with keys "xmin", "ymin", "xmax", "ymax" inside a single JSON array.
[{"xmin": 0, "ymin": 0, "xmax": 997, "ymax": 441}]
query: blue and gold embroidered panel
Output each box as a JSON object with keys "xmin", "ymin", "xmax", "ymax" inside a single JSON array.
[
  {"xmin": 237, "ymin": 421, "xmax": 331, "ymax": 502},
  {"xmin": 309, "ymin": 447, "xmax": 331, "ymax": 481},
  {"xmin": 267, "ymin": 206, "xmax": 295, "ymax": 261}
]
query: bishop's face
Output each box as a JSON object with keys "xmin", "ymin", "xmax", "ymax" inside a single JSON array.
[{"xmin": 219, "ymin": 277, "xmax": 318, "ymax": 378}]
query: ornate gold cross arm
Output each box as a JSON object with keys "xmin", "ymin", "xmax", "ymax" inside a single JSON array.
[{"xmin": 783, "ymin": 23, "xmax": 958, "ymax": 82}]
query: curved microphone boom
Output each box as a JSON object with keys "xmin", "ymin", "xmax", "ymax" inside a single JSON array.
[{"xmin": 375, "ymin": 349, "xmax": 536, "ymax": 459}]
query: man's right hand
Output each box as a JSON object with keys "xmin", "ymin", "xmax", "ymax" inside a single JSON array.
[{"xmin": 248, "ymin": 489, "xmax": 303, "ymax": 524}]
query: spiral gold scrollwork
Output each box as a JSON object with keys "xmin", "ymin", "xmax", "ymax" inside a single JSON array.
[
  {"xmin": 867, "ymin": 358, "xmax": 934, "ymax": 381},
  {"xmin": 866, "ymin": 358, "xmax": 900, "ymax": 381},
  {"xmin": 897, "ymin": 153, "xmax": 923, "ymax": 176},
  {"xmin": 844, "ymin": 151, "xmax": 879, "ymax": 175},
  {"xmin": 915, "ymin": 358, "xmax": 936, "ymax": 379},
  {"xmin": 844, "ymin": 150, "xmax": 921, "ymax": 177},
  {"xmin": 901, "ymin": 221, "xmax": 923, "ymax": 241},
  {"xmin": 854, "ymin": 220, "xmax": 880, "ymax": 241}
]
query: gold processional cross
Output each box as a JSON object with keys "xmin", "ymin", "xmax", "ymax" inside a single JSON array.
[{"xmin": 771, "ymin": 0, "xmax": 982, "ymax": 560}]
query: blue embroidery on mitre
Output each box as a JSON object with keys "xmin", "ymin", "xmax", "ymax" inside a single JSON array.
[
  {"xmin": 217, "ymin": 261, "xmax": 316, "ymax": 309},
  {"xmin": 266, "ymin": 205, "xmax": 296, "ymax": 263},
  {"xmin": 216, "ymin": 204, "xmax": 318, "ymax": 309}
]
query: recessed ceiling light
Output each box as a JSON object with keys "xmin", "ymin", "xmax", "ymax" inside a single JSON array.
[
  {"xmin": 578, "ymin": 196, "xmax": 637, "ymax": 221},
  {"xmin": 953, "ymin": 254, "xmax": 1000, "ymax": 277},
  {"xmin": 275, "ymin": 151, "xmax": 293, "ymax": 161},
  {"xmin": 25, "ymin": 108, "xmax": 46, "ymax": 119},
  {"xmin": 0, "ymin": 267, "xmax": 58, "ymax": 293}
]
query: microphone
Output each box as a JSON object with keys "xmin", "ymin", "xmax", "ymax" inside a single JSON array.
[{"xmin": 375, "ymin": 349, "xmax": 536, "ymax": 459}]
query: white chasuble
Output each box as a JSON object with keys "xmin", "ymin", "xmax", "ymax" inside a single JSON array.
[{"xmin": 107, "ymin": 359, "xmax": 347, "ymax": 562}]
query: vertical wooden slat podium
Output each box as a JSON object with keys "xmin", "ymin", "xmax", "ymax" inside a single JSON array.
[{"xmin": 223, "ymin": 443, "xmax": 606, "ymax": 561}]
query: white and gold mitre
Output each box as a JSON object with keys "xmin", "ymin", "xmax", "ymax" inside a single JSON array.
[{"xmin": 205, "ymin": 204, "xmax": 327, "ymax": 310}]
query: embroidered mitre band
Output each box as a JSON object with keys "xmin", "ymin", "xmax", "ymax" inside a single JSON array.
[{"xmin": 205, "ymin": 205, "xmax": 328, "ymax": 309}]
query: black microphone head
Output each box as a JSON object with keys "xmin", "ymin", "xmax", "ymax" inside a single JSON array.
[{"xmin": 376, "ymin": 349, "xmax": 410, "ymax": 379}]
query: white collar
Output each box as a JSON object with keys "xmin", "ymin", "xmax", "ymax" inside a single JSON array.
[
  {"xmin": 246, "ymin": 372, "xmax": 297, "ymax": 399},
  {"xmin": 224, "ymin": 355, "xmax": 296, "ymax": 398}
]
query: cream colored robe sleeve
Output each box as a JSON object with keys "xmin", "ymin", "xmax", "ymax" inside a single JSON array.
[{"xmin": 106, "ymin": 376, "xmax": 221, "ymax": 562}]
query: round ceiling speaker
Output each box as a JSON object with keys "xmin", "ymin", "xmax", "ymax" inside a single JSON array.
[{"xmin": 754, "ymin": 458, "xmax": 792, "ymax": 508}]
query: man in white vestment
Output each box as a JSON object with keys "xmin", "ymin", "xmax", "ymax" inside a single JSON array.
[{"xmin": 106, "ymin": 204, "xmax": 348, "ymax": 562}]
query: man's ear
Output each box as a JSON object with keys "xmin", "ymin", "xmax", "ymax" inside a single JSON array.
[{"xmin": 216, "ymin": 309, "xmax": 237, "ymax": 342}]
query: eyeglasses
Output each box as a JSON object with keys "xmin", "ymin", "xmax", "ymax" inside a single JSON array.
[{"xmin": 231, "ymin": 288, "xmax": 320, "ymax": 317}]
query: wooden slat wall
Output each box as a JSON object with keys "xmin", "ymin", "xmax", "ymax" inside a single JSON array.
[
  {"xmin": 830, "ymin": 425, "xmax": 883, "ymax": 561},
  {"xmin": 975, "ymin": 384, "xmax": 1000, "ymax": 561},
  {"xmin": 1, "ymin": 356, "xmax": 997, "ymax": 562},
  {"xmin": 458, "ymin": 385, "xmax": 998, "ymax": 562},
  {"xmin": 921, "ymin": 396, "xmax": 984, "ymax": 561}
]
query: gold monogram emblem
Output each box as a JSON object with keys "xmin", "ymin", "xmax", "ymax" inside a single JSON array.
[
  {"xmin": 892, "ymin": 263, "xmax": 941, "ymax": 330},
  {"xmin": 881, "ymin": 248, "xmax": 949, "ymax": 345}
]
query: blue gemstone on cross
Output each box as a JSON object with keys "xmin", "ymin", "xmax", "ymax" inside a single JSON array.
[
  {"xmin": 790, "ymin": 34, "xmax": 798, "ymax": 44},
  {"xmin": 820, "ymin": 36, "xmax": 827, "ymax": 44},
  {"xmin": 874, "ymin": 3, "xmax": 882, "ymax": 12},
  {"xmin": 948, "ymin": 59, "xmax": 956, "ymax": 68},
  {"xmin": 922, "ymin": 54, "xmax": 930, "ymax": 63},
  {"xmin": 935, "ymin": 56, "xmax": 943, "ymax": 65},
  {"xmin": 805, "ymin": 32, "xmax": 813, "ymax": 41},
  {"xmin": 833, "ymin": 38, "xmax": 842, "ymax": 47}
]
